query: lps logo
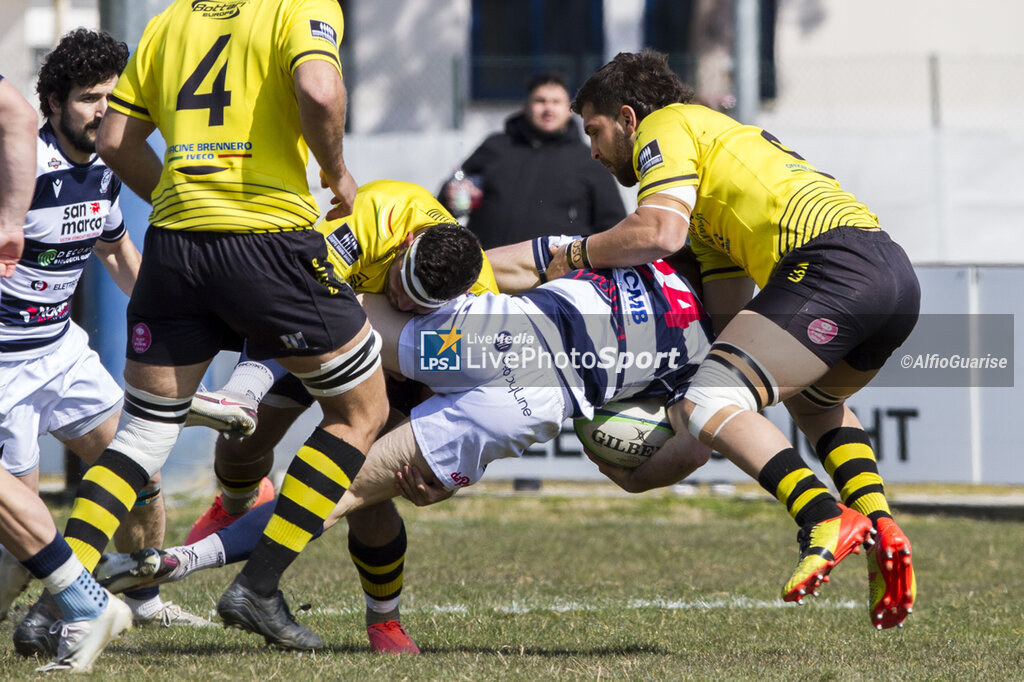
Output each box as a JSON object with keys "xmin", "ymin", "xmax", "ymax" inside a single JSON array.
[{"xmin": 419, "ymin": 325, "xmax": 462, "ymax": 371}]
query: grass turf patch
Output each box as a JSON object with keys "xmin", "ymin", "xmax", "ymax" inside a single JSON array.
[{"xmin": 2, "ymin": 488, "xmax": 1022, "ymax": 680}]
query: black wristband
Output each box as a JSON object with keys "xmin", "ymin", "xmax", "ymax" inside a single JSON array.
[{"xmin": 578, "ymin": 236, "xmax": 592, "ymax": 269}]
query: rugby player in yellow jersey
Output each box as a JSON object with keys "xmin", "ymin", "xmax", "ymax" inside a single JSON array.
[
  {"xmin": 163, "ymin": 179, "xmax": 494, "ymax": 654},
  {"xmin": 23, "ymin": 0, "xmax": 386, "ymax": 652},
  {"xmin": 545, "ymin": 50, "xmax": 918, "ymax": 630}
]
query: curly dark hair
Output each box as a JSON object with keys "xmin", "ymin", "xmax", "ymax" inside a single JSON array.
[
  {"xmin": 412, "ymin": 223, "xmax": 484, "ymax": 301},
  {"xmin": 571, "ymin": 49, "xmax": 694, "ymax": 123},
  {"xmin": 36, "ymin": 28, "xmax": 128, "ymax": 117}
]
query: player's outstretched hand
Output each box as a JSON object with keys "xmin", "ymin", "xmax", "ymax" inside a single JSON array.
[
  {"xmin": 585, "ymin": 449, "xmax": 639, "ymax": 492},
  {"xmin": 395, "ymin": 464, "xmax": 455, "ymax": 507},
  {"xmin": 321, "ymin": 167, "xmax": 358, "ymax": 220}
]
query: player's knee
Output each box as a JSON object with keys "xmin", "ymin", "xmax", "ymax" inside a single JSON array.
[
  {"xmin": 109, "ymin": 384, "xmax": 188, "ymax": 477},
  {"xmin": 683, "ymin": 343, "xmax": 779, "ymax": 446}
]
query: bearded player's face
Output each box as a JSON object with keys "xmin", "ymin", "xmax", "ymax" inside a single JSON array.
[{"xmin": 580, "ymin": 102, "xmax": 638, "ymax": 188}]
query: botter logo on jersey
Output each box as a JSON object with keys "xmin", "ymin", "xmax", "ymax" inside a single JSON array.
[{"xmin": 190, "ymin": 1, "xmax": 248, "ymax": 20}]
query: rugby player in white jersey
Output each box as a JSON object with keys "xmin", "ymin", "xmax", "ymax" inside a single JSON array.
[
  {"xmin": 2, "ymin": 31, "xmax": 211, "ymax": 662},
  {"xmin": 0, "ymin": 73, "xmax": 132, "ymax": 675}
]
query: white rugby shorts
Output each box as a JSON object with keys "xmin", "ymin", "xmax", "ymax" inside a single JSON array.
[
  {"xmin": 0, "ymin": 322, "xmax": 122, "ymax": 476},
  {"xmin": 409, "ymin": 381, "xmax": 568, "ymax": 490}
]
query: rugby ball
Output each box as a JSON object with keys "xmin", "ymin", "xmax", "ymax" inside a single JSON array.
[{"xmin": 573, "ymin": 398, "xmax": 674, "ymax": 468}]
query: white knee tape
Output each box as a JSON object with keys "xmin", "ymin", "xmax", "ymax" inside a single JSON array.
[
  {"xmin": 296, "ymin": 329, "xmax": 382, "ymax": 397},
  {"xmin": 684, "ymin": 360, "xmax": 761, "ymax": 443},
  {"xmin": 111, "ymin": 385, "xmax": 188, "ymax": 477}
]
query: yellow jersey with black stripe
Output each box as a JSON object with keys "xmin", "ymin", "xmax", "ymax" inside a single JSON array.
[
  {"xmin": 317, "ymin": 179, "xmax": 498, "ymax": 296},
  {"xmin": 633, "ymin": 104, "xmax": 879, "ymax": 287},
  {"xmin": 107, "ymin": 0, "xmax": 345, "ymax": 233}
]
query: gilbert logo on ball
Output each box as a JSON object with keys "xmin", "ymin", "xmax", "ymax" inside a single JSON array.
[{"xmin": 574, "ymin": 398, "xmax": 674, "ymax": 468}]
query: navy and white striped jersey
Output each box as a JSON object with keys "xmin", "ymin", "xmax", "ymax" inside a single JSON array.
[
  {"xmin": 518, "ymin": 258, "xmax": 712, "ymax": 416},
  {"xmin": 400, "ymin": 235, "xmax": 713, "ymax": 419},
  {"xmin": 0, "ymin": 122, "xmax": 126, "ymax": 358}
]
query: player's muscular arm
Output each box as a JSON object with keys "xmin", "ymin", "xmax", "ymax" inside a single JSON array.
[
  {"xmin": 546, "ymin": 193, "xmax": 690, "ymax": 280},
  {"xmin": 94, "ymin": 233, "xmax": 142, "ymax": 296},
  {"xmin": 97, "ymin": 110, "xmax": 160, "ymax": 202},
  {"xmin": 700, "ymin": 276, "xmax": 756, "ymax": 335},
  {"xmin": 294, "ymin": 60, "xmax": 356, "ymax": 219},
  {"xmin": 486, "ymin": 239, "xmax": 542, "ymax": 293},
  {"xmin": 0, "ymin": 80, "xmax": 37, "ymax": 275}
]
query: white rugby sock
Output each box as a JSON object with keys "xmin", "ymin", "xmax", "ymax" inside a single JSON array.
[
  {"xmin": 125, "ymin": 594, "xmax": 164, "ymax": 619},
  {"xmin": 169, "ymin": 535, "xmax": 226, "ymax": 580},
  {"xmin": 221, "ymin": 361, "xmax": 276, "ymax": 404}
]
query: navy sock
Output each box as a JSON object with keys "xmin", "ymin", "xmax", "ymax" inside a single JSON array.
[{"xmin": 216, "ymin": 500, "xmax": 324, "ymax": 565}]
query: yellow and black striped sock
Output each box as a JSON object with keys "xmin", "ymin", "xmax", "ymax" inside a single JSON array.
[
  {"xmin": 349, "ymin": 522, "xmax": 407, "ymax": 611},
  {"xmin": 65, "ymin": 450, "xmax": 150, "ymax": 572},
  {"xmin": 216, "ymin": 465, "xmax": 267, "ymax": 515},
  {"xmin": 239, "ymin": 427, "xmax": 364, "ymax": 596},
  {"xmin": 816, "ymin": 427, "xmax": 891, "ymax": 524},
  {"xmin": 757, "ymin": 447, "xmax": 841, "ymax": 527}
]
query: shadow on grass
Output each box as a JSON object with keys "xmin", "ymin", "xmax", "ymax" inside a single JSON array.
[
  {"xmin": 419, "ymin": 644, "xmax": 672, "ymax": 657},
  {"xmin": 115, "ymin": 641, "xmax": 670, "ymax": 657}
]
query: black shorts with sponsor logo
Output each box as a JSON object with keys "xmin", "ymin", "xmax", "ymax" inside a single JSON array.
[
  {"xmin": 745, "ymin": 227, "xmax": 920, "ymax": 372},
  {"xmin": 126, "ymin": 227, "xmax": 366, "ymax": 365}
]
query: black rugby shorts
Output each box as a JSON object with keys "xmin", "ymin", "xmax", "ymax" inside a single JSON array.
[
  {"xmin": 126, "ymin": 227, "xmax": 366, "ymax": 365},
  {"xmin": 745, "ymin": 227, "xmax": 920, "ymax": 372}
]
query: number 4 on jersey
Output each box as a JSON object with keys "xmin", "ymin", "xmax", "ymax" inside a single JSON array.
[{"xmin": 177, "ymin": 34, "xmax": 232, "ymax": 126}]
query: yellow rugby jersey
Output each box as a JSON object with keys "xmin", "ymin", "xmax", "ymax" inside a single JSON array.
[
  {"xmin": 107, "ymin": 0, "xmax": 346, "ymax": 233},
  {"xmin": 316, "ymin": 179, "xmax": 498, "ymax": 296},
  {"xmin": 633, "ymin": 104, "xmax": 879, "ymax": 287}
]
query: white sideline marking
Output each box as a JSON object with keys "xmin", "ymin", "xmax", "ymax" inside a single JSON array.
[{"xmin": 307, "ymin": 595, "xmax": 857, "ymax": 617}]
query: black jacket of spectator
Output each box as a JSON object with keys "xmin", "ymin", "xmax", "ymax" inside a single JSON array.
[{"xmin": 451, "ymin": 112, "xmax": 626, "ymax": 249}]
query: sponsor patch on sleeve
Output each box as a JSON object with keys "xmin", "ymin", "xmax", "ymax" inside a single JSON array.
[
  {"xmin": 636, "ymin": 139, "xmax": 664, "ymax": 175},
  {"xmin": 326, "ymin": 223, "xmax": 361, "ymax": 266},
  {"xmin": 309, "ymin": 19, "xmax": 338, "ymax": 48}
]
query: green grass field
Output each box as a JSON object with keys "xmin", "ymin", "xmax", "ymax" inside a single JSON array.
[{"xmin": 2, "ymin": 483, "xmax": 1023, "ymax": 680}]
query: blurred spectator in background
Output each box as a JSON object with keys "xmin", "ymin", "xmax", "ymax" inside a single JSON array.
[{"xmin": 441, "ymin": 72, "xmax": 625, "ymax": 249}]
